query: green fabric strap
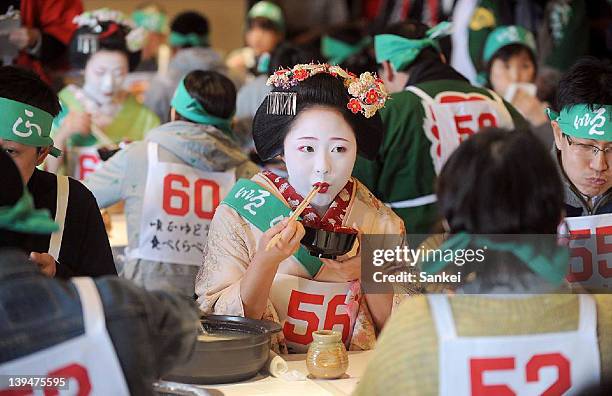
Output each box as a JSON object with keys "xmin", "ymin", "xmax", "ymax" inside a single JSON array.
[
  {"xmin": 375, "ymin": 21, "xmax": 452, "ymax": 71},
  {"xmin": 546, "ymin": 104, "xmax": 612, "ymax": 141},
  {"xmin": 422, "ymin": 232, "xmax": 569, "ymax": 285},
  {"xmin": 222, "ymin": 178, "xmax": 323, "ymax": 277},
  {"xmin": 171, "ymin": 78, "xmax": 234, "ymax": 138},
  {"xmin": 0, "ymin": 189, "xmax": 58, "ymax": 234},
  {"xmin": 169, "ymin": 31, "xmax": 209, "ymax": 47},
  {"xmin": 248, "ymin": 1, "xmax": 284, "ymax": 31},
  {"xmin": 322, "ymin": 36, "xmax": 372, "ymax": 66},
  {"xmin": 0, "ymin": 97, "xmax": 61, "ymax": 157}
]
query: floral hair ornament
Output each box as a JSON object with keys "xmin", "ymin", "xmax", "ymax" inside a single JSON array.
[{"xmin": 266, "ymin": 63, "xmax": 388, "ymax": 118}]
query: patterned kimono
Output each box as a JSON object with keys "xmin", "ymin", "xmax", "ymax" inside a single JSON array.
[{"xmin": 195, "ymin": 171, "xmax": 405, "ymax": 353}]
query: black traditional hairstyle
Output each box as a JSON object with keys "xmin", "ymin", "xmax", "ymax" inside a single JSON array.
[
  {"xmin": 252, "ymin": 72, "xmax": 384, "ymax": 161},
  {"xmin": 268, "ymin": 43, "xmax": 319, "ymax": 75},
  {"xmin": 554, "ymin": 57, "xmax": 612, "ymax": 112},
  {"xmin": 170, "ymin": 11, "xmax": 210, "ymax": 48},
  {"xmin": 437, "ymin": 129, "xmax": 564, "ymax": 234},
  {"xmin": 69, "ymin": 20, "xmax": 141, "ymax": 71},
  {"xmin": 0, "ymin": 66, "xmax": 61, "ymax": 116}
]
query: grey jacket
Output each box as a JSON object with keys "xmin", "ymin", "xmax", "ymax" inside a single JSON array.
[
  {"xmin": 0, "ymin": 249, "xmax": 198, "ymax": 396},
  {"xmin": 85, "ymin": 121, "xmax": 260, "ymax": 297}
]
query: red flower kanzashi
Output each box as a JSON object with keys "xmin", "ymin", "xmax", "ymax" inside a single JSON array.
[
  {"xmin": 365, "ymin": 89, "xmax": 379, "ymax": 105},
  {"xmin": 347, "ymin": 98, "xmax": 362, "ymax": 114},
  {"xmin": 292, "ymin": 68, "xmax": 309, "ymax": 81}
]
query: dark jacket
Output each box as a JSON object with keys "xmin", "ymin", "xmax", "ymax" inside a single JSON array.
[
  {"xmin": 25, "ymin": 169, "xmax": 116, "ymax": 278},
  {"xmin": 553, "ymin": 148, "xmax": 612, "ymax": 217},
  {"xmin": 0, "ymin": 249, "xmax": 198, "ymax": 396}
]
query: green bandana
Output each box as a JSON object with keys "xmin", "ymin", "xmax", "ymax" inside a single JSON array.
[
  {"xmin": 421, "ymin": 233, "xmax": 569, "ymax": 285},
  {"xmin": 248, "ymin": 1, "xmax": 284, "ymax": 31},
  {"xmin": 483, "ymin": 25, "xmax": 537, "ymax": 63},
  {"xmin": 0, "ymin": 189, "xmax": 58, "ymax": 234},
  {"xmin": 375, "ymin": 21, "xmax": 452, "ymax": 71},
  {"xmin": 132, "ymin": 9, "xmax": 167, "ymax": 33},
  {"xmin": 322, "ymin": 36, "xmax": 372, "ymax": 66},
  {"xmin": 171, "ymin": 78, "xmax": 233, "ymax": 136},
  {"xmin": 546, "ymin": 104, "xmax": 612, "ymax": 141},
  {"xmin": 0, "ymin": 97, "xmax": 61, "ymax": 157},
  {"xmin": 257, "ymin": 52, "xmax": 271, "ymax": 74},
  {"xmin": 169, "ymin": 32, "xmax": 209, "ymax": 48}
]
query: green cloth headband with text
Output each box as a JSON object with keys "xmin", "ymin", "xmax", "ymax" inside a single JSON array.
[
  {"xmin": 547, "ymin": 104, "xmax": 612, "ymax": 141},
  {"xmin": 0, "ymin": 97, "xmax": 61, "ymax": 157}
]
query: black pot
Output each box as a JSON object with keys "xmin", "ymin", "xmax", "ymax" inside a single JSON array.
[
  {"xmin": 300, "ymin": 225, "xmax": 358, "ymax": 259},
  {"xmin": 163, "ymin": 315, "xmax": 281, "ymax": 384}
]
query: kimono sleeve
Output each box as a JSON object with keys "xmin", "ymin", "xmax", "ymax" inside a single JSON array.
[{"xmin": 195, "ymin": 204, "xmax": 255, "ymax": 316}]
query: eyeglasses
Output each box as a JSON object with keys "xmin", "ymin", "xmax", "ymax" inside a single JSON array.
[{"xmin": 564, "ymin": 134, "xmax": 612, "ymax": 161}]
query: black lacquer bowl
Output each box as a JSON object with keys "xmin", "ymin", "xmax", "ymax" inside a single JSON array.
[
  {"xmin": 163, "ymin": 315, "xmax": 281, "ymax": 384},
  {"xmin": 300, "ymin": 225, "xmax": 358, "ymax": 259}
]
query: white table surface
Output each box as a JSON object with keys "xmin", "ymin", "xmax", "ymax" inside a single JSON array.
[{"xmin": 162, "ymin": 351, "xmax": 373, "ymax": 396}]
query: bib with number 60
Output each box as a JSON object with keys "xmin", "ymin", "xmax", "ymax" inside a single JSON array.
[{"xmin": 129, "ymin": 142, "xmax": 235, "ymax": 266}]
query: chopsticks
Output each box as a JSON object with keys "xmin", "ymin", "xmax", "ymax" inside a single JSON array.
[{"xmin": 265, "ymin": 185, "xmax": 321, "ymax": 251}]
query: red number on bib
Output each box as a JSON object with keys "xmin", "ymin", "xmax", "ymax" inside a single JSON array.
[
  {"xmin": 596, "ymin": 225, "xmax": 612, "ymax": 278},
  {"xmin": 455, "ymin": 115, "xmax": 475, "ymax": 139},
  {"xmin": 194, "ymin": 179, "xmax": 220, "ymax": 220},
  {"xmin": 478, "ymin": 112, "xmax": 497, "ymax": 128},
  {"xmin": 567, "ymin": 229, "xmax": 593, "ymax": 282},
  {"xmin": 323, "ymin": 294, "xmax": 351, "ymax": 342},
  {"xmin": 470, "ymin": 353, "xmax": 571, "ymax": 396},
  {"xmin": 46, "ymin": 364, "xmax": 91, "ymax": 396},
  {"xmin": 162, "ymin": 174, "xmax": 221, "ymax": 219},
  {"xmin": 526, "ymin": 353, "xmax": 571, "ymax": 396},
  {"xmin": 470, "ymin": 357, "xmax": 515, "ymax": 396},
  {"xmin": 283, "ymin": 291, "xmax": 351, "ymax": 345},
  {"xmin": 162, "ymin": 174, "xmax": 189, "ymax": 216},
  {"xmin": 78, "ymin": 154, "xmax": 100, "ymax": 181},
  {"xmin": 283, "ymin": 291, "xmax": 323, "ymax": 345}
]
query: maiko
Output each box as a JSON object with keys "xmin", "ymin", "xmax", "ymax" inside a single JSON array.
[{"xmin": 419, "ymin": 271, "xmax": 461, "ymax": 283}]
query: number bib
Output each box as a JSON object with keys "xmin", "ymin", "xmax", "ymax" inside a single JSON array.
[
  {"xmin": 270, "ymin": 274, "xmax": 354, "ymax": 353},
  {"xmin": 66, "ymin": 145, "xmax": 102, "ymax": 181},
  {"xmin": 0, "ymin": 278, "xmax": 129, "ymax": 395},
  {"xmin": 428, "ymin": 295, "xmax": 600, "ymax": 396},
  {"xmin": 562, "ymin": 214, "xmax": 612, "ymax": 289},
  {"xmin": 129, "ymin": 142, "xmax": 235, "ymax": 266},
  {"xmin": 407, "ymin": 87, "xmax": 514, "ymax": 174}
]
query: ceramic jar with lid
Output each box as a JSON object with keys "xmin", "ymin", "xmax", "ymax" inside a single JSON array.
[{"xmin": 306, "ymin": 330, "xmax": 348, "ymax": 379}]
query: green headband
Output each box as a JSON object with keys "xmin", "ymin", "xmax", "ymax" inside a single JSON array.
[
  {"xmin": 547, "ymin": 104, "xmax": 612, "ymax": 141},
  {"xmin": 0, "ymin": 97, "xmax": 61, "ymax": 157},
  {"xmin": 171, "ymin": 79, "xmax": 233, "ymax": 136},
  {"xmin": 483, "ymin": 25, "xmax": 536, "ymax": 63},
  {"xmin": 248, "ymin": 1, "xmax": 284, "ymax": 31},
  {"xmin": 169, "ymin": 32, "xmax": 209, "ymax": 48},
  {"xmin": 421, "ymin": 232, "xmax": 569, "ymax": 286},
  {"xmin": 322, "ymin": 36, "xmax": 372, "ymax": 66},
  {"xmin": 0, "ymin": 189, "xmax": 58, "ymax": 234},
  {"xmin": 375, "ymin": 21, "xmax": 452, "ymax": 71},
  {"xmin": 132, "ymin": 9, "xmax": 167, "ymax": 33}
]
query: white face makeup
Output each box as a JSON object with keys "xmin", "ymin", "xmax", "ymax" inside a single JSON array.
[
  {"xmin": 82, "ymin": 50, "xmax": 128, "ymax": 105},
  {"xmin": 283, "ymin": 107, "xmax": 357, "ymax": 211}
]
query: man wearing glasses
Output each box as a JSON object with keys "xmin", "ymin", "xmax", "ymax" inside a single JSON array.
[{"xmin": 549, "ymin": 58, "xmax": 612, "ymax": 217}]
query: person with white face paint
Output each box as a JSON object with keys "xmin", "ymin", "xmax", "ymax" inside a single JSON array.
[
  {"xmin": 196, "ymin": 64, "xmax": 405, "ymax": 354},
  {"xmin": 47, "ymin": 9, "xmax": 160, "ymax": 179}
]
